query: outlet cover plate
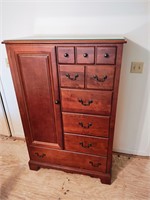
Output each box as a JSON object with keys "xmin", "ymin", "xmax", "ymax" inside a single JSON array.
[{"xmin": 130, "ymin": 62, "xmax": 144, "ymax": 73}]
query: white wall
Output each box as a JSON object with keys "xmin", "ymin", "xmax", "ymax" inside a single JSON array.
[
  {"xmin": 0, "ymin": 93, "xmax": 10, "ymax": 136},
  {"xmin": 1, "ymin": 0, "xmax": 149, "ymax": 155}
]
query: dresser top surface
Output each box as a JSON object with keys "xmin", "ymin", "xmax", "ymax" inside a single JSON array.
[{"xmin": 2, "ymin": 35, "xmax": 127, "ymax": 44}]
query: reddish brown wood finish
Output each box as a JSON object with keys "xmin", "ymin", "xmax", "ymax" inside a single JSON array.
[
  {"xmin": 86, "ymin": 65, "xmax": 115, "ymax": 90},
  {"xmin": 18, "ymin": 54, "xmax": 57, "ymax": 143},
  {"xmin": 3, "ymin": 38, "xmax": 126, "ymax": 185},
  {"xmin": 5, "ymin": 44, "xmax": 63, "ymax": 149},
  {"xmin": 61, "ymin": 89, "xmax": 112, "ymax": 115},
  {"xmin": 62, "ymin": 112, "xmax": 110, "ymax": 137},
  {"xmin": 29, "ymin": 162, "xmax": 40, "ymax": 171},
  {"xmin": 59, "ymin": 65, "xmax": 84, "ymax": 88},
  {"xmin": 64, "ymin": 133, "xmax": 108, "ymax": 156},
  {"xmin": 106, "ymin": 44, "xmax": 124, "ymax": 173},
  {"xmin": 57, "ymin": 47, "xmax": 75, "ymax": 64},
  {"xmin": 29, "ymin": 160, "xmax": 111, "ymax": 184},
  {"xmin": 96, "ymin": 47, "xmax": 116, "ymax": 64},
  {"xmin": 76, "ymin": 47, "xmax": 94, "ymax": 64}
]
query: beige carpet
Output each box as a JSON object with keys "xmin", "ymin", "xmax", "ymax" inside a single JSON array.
[{"xmin": 0, "ymin": 135, "xmax": 150, "ymax": 200}]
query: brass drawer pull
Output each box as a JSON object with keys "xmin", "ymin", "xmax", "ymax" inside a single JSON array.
[
  {"xmin": 93, "ymin": 75, "xmax": 107, "ymax": 82},
  {"xmin": 65, "ymin": 73, "xmax": 79, "ymax": 80},
  {"xmin": 79, "ymin": 122, "xmax": 92, "ymax": 129},
  {"xmin": 78, "ymin": 99, "xmax": 93, "ymax": 106},
  {"xmin": 35, "ymin": 152, "xmax": 46, "ymax": 158},
  {"xmin": 104, "ymin": 53, "xmax": 109, "ymax": 58},
  {"xmin": 64, "ymin": 53, "xmax": 69, "ymax": 57},
  {"xmin": 89, "ymin": 161, "xmax": 101, "ymax": 167},
  {"xmin": 79, "ymin": 142, "xmax": 92, "ymax": 148},
  {"xmin": 83, "ymin": 53, "xmax": 88, "ymax": 57}
]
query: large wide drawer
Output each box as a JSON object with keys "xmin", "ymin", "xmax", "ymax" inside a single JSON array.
[
  {"xmin": 30, "ymin": 146, "xmax": 107, "ymax": 173},
  {"xmin": 64, "ymin": 133, "xmax": 108, "ymax": 156},
  {"xmin": 61, "ymin": 89, "xmax": 112, "ymax": 115},
  {"xmin": 62, "ymin": 112, "xmax": 110, "ymax": 137}
]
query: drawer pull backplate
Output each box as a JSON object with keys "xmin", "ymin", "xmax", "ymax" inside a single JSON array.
[
  {"xmin": 65, "ymin": 73, "xmax": 79, "ymax": 81},
  {"xmin": 35, "ymin": 152, "xmax": 46, "ymax": 158},
  {"xmin": 89, "ymin": 161, "xmax": 101, "ymax": 167},
  {"xmin": 79, "ymin": 142, "xmax": 92, "ymax": 148},
  {"xmin": 93, "ymin": 75, "xmax": 107, "ymax": 82},
  {"xmin": 79, "ymin": 122, "xmax": 92, "ymax": 129},
  {"xmin": 78, "ymin": 99, "xmax": 93, "ymax": 106}
]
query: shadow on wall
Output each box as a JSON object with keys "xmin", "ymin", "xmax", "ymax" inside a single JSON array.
[{"xmin": 114, "ymin": 25, "xmax": 149, "ymax": 155}]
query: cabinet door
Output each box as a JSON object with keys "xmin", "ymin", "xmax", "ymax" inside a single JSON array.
[{"xmin": 6, "ymin": 44, "xmax": 63, "ymax": 149}]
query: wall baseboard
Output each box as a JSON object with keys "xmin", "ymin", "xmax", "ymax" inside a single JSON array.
[{"xmin": 113, "ymin": 147, "xmax": 150, "ymax": 157}]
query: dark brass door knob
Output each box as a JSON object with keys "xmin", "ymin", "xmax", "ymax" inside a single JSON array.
[{"xmin": 55, "ymin": 100, "xmax": 60, "ymax": 104}]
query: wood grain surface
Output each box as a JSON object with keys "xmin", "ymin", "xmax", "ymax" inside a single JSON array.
[
  {"xmin": 61, "ymin": 89, "xmax": 112, "ymax": 115},
  {"xmin": 59, "ymin": 65, "xmax": 84, "ymax": 88},
  {"xmin": 3, "ymin": 40, "xmax": 126, "ymax": 185},
  {"xmin": 76, "ymin": 47, "xmax": 95, "ymax": 64},
  {"xmin": 62, "ymin": 112, "xmax": 110, "ymax": 137},
  {"xmin": 64, "ymin": 133, "xmax": 108, "ymax": 156}
]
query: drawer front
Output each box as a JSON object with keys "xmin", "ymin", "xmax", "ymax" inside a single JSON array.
[
  {"xmin": 61, "ymin": 89, "xmax": 112, "ymax": 115},
  {"xmin": 86, "ymin": 65, "xmax": 115, "ymax": 90},
  {"xmin": 96, "ymin": 47, "xmax": 116, "ymax": 64},
  {"xmin": 59, "ymin": 65, "xmax": 84, "ymax": 88},
  {"xmin": 63, "ymin": 112, "xmax": 109, "ymax": 137},
  {"xmin": 76, "ymin": 47, "xmax": 94, "ymax": 64},
  {"xmin": 57, "ymin": 47, "xmax": 75, "ymax": 64},
  {"xmin": 30, "ymin": 146, "xmax": 107, "ymax": 173},
  {"xmin": 64, "ymin": 133, "xmax": 108, "ymax": 156}
]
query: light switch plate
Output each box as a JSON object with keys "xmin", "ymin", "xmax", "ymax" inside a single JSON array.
[{"xmin": 130, "ymin": 62, "xmax": 144, "ymax": 73}]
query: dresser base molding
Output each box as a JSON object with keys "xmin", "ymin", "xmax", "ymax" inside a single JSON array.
[{"xmin": 29, "ymin": 160, "xmax": 111, "ymax": 184}]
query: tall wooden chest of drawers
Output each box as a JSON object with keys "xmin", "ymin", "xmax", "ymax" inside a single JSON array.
[{"xmin": 3, "ymin": 37, "xmax": 126, "ymax": 184}]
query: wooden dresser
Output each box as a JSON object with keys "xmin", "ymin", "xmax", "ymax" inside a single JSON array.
[{"xmin": 3, "ymin": 37, "xmax": 126, "ymax": 184}]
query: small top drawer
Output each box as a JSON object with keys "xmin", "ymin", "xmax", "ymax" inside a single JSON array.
[
  {"xmin": 96, "ymin": 47, "xmax": 116, "ymax": 64},
  {"xmin": 76, "ymin": 47, "xmax": 94, "ymax": 64},
  {"xmin": 57, "ymin": 47, "xmax": 75, "ymax": 64}
]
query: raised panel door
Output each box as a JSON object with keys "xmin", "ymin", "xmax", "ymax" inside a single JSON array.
[{"xmin": 7, "ymin": 45, "xmax": 63, "ymax": 149}]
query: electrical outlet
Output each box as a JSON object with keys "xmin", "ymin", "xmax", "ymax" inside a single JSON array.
[
  {"xmin": 130, "ymin": 62, "xmax": 144, "ymax": 73},
  {"xmin": 5, "ymin": 58, "xmax": 9, "ymax": 67}
]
